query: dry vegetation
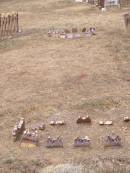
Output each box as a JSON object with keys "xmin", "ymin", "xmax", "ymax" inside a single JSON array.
[{"xmin": 0, "ymin": 0, "xmax": 130, "ymax": 172}]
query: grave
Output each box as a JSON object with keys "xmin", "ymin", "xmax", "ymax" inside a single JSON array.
[
  {"xmin": 74, "ymin": 136, "xmax": 91, "ymax": 147},
  {"xmin": 31, "ymin": 123, "xmax": 45, "ymax": 130},
  {"xmin": 12, "ymin": 118, "xmax": 25, "ymax": 141},
  {"xmin": 104, "ymin": 135, "xmax": 122, "ymax": 147},
  {"xmin": 124, "ymin": 116, "xmax": 130, "ymax": 122},
  {"xmin": 75, "ymin": 0, "xmax": 87, "ymax": 2},
  {"xmin": 76, "ymin": 116, "xmax": 92, "ymax": 124},
  {"xmin": 20, "ymin": 129, "xmax": 39, "ymax": 148},
  {"xmin": 48, "ymin": 27, "xmax": 96, "ymax": 40},
  {"xmin": 99, "ymin": 120, "xmax": 113, "ymax": 125},
  {"xmin": 46, "ymin": 137, "xmax": 63, "ymax": 148},
  {"xmin": 50, "ymin": 120, "xmax": 66, "ymax": 126}
]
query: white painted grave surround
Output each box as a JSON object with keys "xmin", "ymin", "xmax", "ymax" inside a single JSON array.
[
  {"xmin": 75, "ymin": 0, "xmax": 87, "ymax": 2},
  {"xmin": 104, "ymin": 0, "xmax": 119, "ymax": 6}
]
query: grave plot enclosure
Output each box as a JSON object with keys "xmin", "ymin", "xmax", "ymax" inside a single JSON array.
[
  {"xmin": 0, "ymin": 13, "xmax": 19, "ymax": 40},
  {"xmin": 120, "ymin": 0, "xmax": 130, "ymax": 7},
  {"xmin": 98, "ymin": 0, "xmax": 130, "ymax": 8}
]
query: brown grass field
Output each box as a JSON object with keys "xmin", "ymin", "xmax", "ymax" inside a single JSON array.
[{"xmin": 0, "ymin": 0, "xmax": 130, "ymax": 172}]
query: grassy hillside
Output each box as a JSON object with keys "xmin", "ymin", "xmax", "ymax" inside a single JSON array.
[{"xmin": 0, "ymin": 0, "xmax": 130, "ymax": 172}]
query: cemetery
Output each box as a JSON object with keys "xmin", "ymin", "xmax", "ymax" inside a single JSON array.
[{"xmin": 0, "ymin": 0, "xmax": 130, "ymax": 172}]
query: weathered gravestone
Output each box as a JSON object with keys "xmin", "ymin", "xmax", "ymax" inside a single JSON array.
[
  {"xmin": 46, "ymin": 136, "xmax": 63, "ymax": 148},
  {"xmin": 74, "ymin": 136, "xmax": 91, "ymax": 147}
]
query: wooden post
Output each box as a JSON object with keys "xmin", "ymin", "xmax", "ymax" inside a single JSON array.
[
  {"xmin": 0, "ymin": 14, "xmax": 1, "ymax": 40},
  {"xmin": 5, "ymin": 14, "xmax": 8, "ymax": 38},
  {"xmin": 8, "ymin": 14, "xmax": 11, "ymax": 36},
  {"xmin": 1, "ymin": 15, "xmax": 5, "ymax": 40},
  {"xmin": 16, "ymin": 12, "xmax": 19, "ymax": 32},
  {"xmin": 6, "ymin": 14, "xmax": 10, "ymax": 36},
  {"xmin": 3, "ymin": 16, "xmax": 7, "ymax": 39},
  {"xmin": 1, "ymin": 15, "xmax": 4, "ymax": 40},
  {"xmin": 10, "ymin": 14, "xmax": 13, "ymax": 36},
  {"xmin": 101, "ymin": 0, "xmax": 105, "ymax": 7},
  {"xmin": 12, "ymin": 14, "xmax": 15, "ymax": 34},
  {"xmin": 14, "ymin": 13, "xmax": 17, "ymax": 33}
]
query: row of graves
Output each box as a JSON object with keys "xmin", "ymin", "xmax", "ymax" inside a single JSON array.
[
  {"xmin": 48, "ymin": 27, "xmax": 96, "ymax": 39},
  {"xmin": 1, "ymin": 12, "xmax": 129, "ymax": 42},
  {"xmin": 12, "ymin": 116, "xmax": 130, "ymax": 148},
  {"xmin": 48, "ymin": 15, "xmax": 130, "ymax": 37},
  {"xmin": 75, "ymin": 0, "xmax": 97, "ymax": 5},
  {"xmin": 75, "ymin": 0, "xmax": 130, "ymax": 10}
]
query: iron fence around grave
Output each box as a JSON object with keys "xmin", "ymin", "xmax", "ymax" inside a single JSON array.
[
  {"xmin": 87, "ymin": 0, "xmax": 98, "ymax": 5},
  {"xmin": 120, "ymin": 0, "xmax": 130, "ymax": 7},
  {"xmin": 0, "ymin": 13, "xmax": 19, "ymax": 41},
  {"xmin": 97, "ymin": 0, "xmax": 130, "ymax": 8}
]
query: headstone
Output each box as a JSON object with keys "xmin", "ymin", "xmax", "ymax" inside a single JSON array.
[
  {"xmin": 20, "ymin": 129, "xmax": 39, "ymax": 148},
  {"xmin": 74, "ymin": 136, "xmax": 91, "ymax": 147},
  {"xmin": 76, "ymin": 116, "xmax": 92, "ymax": 124},
  {"xmin": 46, "ymin": 137, "xmax": 63, "ymax": 148},
  {"xmin": 31, "ymin": 123, "xmax": 45, "ymax": 130},
  {"xmin": 12, "ymin": 118, "xmax": 25, "ymax": 141},
  {"xmin": 104, "ymin": 135, "xmax": 122, "ymax": 147},
  {"xmin": 50, "ymin": 120, "xmax": 66, "ymax": 126},
  {"xmin": 124, "ymin": 116, "xmax": 130, "ymax": 122},
  {"xmin": 99, "ymin": 120, "xmax": 113, "ymax": 125}
]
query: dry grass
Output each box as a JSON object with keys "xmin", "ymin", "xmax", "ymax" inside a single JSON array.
[
  {"xmin": 40, "ymin": 160, "xmax": 130, "ymax": 173},
  {"xmin": 0, "ymin": 0, "xmax": 130, "ymax": 172}
]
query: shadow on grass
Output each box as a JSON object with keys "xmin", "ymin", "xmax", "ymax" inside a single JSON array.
[{"xmin": 73, "ymin": 96, "xmax": 120, "ymax": 111}]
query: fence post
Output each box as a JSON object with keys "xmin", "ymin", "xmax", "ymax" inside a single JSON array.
[
  {"xmin": 16, "ymin": 12, "xmax": 19, "ymax": 32},
  {"xmin": 8, "ymin": 14, "xmax": 11, "ymax": 36},
  {"xmin": 0, "ymin": 14, "xmax": 1, "ymax": 40},
  {"xmin": 1, "ymin": 14, "xmax": 5, "ymax": 40},
  {"xmin": 5, "ymin": 14, "xmax": 8, "ymax": 38}
]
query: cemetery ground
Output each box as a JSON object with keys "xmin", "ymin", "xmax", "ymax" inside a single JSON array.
[{"xmin": 0, "ymin": 0, "xmax": 130, "ymax": 172}]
